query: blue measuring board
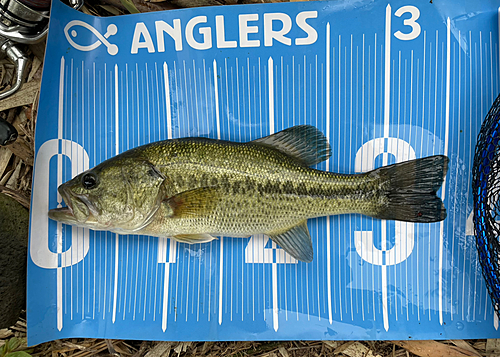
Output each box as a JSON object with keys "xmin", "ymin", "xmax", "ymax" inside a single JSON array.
[{"xmin": 28, "ymin": 0, "xmax": 500, "ymax": 345}]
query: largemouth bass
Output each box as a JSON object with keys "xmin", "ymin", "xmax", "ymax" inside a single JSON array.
[{"xmin": 48, "ymin": 125, "xmax": 449, "ymax": 262}]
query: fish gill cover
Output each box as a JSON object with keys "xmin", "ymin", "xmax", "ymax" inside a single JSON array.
[{"xmin": 28, "ymin": 0, "xmax": 500, "ymax": 345}]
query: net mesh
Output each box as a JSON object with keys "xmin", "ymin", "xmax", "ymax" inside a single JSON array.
[{"xmin": 473, "ymin": 92, "xmax": 500, "ymax": 318}]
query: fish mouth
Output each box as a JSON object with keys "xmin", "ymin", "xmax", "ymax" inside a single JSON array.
[
  {"xmin": 48, "ymin": 186, "xmax": 75, "ymax": 222},
  {"xmin": 48, "ymin": 206, "xmax": 78, "ymax": 223},
  {"xmin": 48, "ymin": 185, "xmax": 97, "ymax": 225}
]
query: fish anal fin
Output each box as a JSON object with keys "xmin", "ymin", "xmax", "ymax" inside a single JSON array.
[
  {"xmin": 252, "ymin": 125, "xmax": 331, "ymax": 167},
  {"xmin": 173, "ymin": 233, "xmax": 217, "ymax": 244},
  {"xmin": 267, "ymin": 221, "xmax": 313, "ymax": 263},
  {"xmin": 165, "ymin": 187, "xmax": 219, "ymax": 218}
]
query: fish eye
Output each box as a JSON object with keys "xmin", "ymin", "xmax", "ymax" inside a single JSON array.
[{"xmin": 82, "ymin": 172, "xmax": 98, "ymax": 190}]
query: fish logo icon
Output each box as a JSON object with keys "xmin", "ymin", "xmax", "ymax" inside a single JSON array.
[{"xmin": 64, "ymin": 20, "xmax": 119, "ymax": 55}]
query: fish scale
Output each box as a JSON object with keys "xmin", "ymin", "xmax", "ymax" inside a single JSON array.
[{"xmin": 139, "ymin": 140, "xmax": 372, "ymax": 231}]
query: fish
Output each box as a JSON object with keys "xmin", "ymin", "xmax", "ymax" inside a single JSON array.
[{"xmin": 48, "ymin": 125, "xmax": 449, "ymax": 263}]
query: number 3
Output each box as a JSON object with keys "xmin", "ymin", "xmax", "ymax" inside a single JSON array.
[{"xmin": 394, "ymin": 5, "xmax": 421, "ymax": 41}]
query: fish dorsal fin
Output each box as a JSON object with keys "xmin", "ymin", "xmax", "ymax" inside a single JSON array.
[
  {"xmin": 252, "ymin": 125, "xmax": 331, "ymax": 166},
  {"xmin": 173, "ymin": 234, "xmax": 217, "ymax": 244},
  {"xmin": 267, "ymin": 221, "xmax": 313, "ymax": 263},
  {"xmin": 164, "ymin": 187, "xmax": 219, "ymax": 218}
]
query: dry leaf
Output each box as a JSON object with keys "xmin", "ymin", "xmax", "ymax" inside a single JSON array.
[
  {"xmin": 80, "ymin": 4, "xmax": 95, "ymax": 15},
  {"xmin": 337, "ymin": 342, "xmax": 381, "ymax": 357},
  {"xmin": 113, "ymin": 342, "xmax": 135, "ymax": 355},
  {"xmin": 0, "ymin": 147, "xmax": 12, "ymax": 178},
  {"xmin": 28, "ymin": 39, "xmax": 47, "ymax": 62},
  {"xmin": 173, "ymin": 342, "xmax": 191, "ymax": 355},
  {"xmin": 334, "ymin": 341, "xmax": 355, "ymax": 354},
  {"xmin": 62, "ymin": 341, "xmax": 88, "ymax": 351},
  {"xmin": 323, "ymin": 341, "xmax": 339, "ymax": 350},
  {"xmin": 0, "ymin": 184, "xmax": 30, "ymax": 208},
  {"xmin": 394, "ymin": 340, "xmax": 481, "ymax": 357},
  {"xmin": 18, "ymin": 165, "xmax": 32, "ymax": 191},
  {"xmin": 1, "ymin": 63, "xmax": 14, "ymax": 88},
  {"xmin": 145, "ymin": 342, "xmax": 172, "ymax": 357},
  {"xmin": 98, "ymin": 4, "xmax": 125, "ymax": 15},
  {"xmin": 0, "ymin": 80, "xmax": 41, "ymax": 112},
  {"xmin": 0, "ymin": 63, "xmax": 5, "ymax": 87},
  {"xmin": 6, "ymin": 160, "xmax": 22, "ymax": 189},
  {"xmin": 0, "ymin": 168, "xmax": 13, "ymax": 185},
  {"xmin": 11, "ymin": 108, "xmax": 27, "ymax": 134},
  {"xmin": 6, "ymin": 137, "xmax": 33, "ymax": 166},
  {"xmin": 278, "ymin": 346, "xmax": 289, "ymax": 357},
  {"xmin": 27, "ymin": 56, "xmax": 42, "ymax": 83},
  {"xmin": 486, "ymin": 339, "xmax": 500, "ymax": 354},
  {"xmin": 0, "ymin": 329, "xmax": 13, "ymax": 339},
  {"xmin": 450, "ymin": 340, "xmax": 482, "ymax": 357}
]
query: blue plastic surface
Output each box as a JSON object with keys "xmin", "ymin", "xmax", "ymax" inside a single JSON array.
[{"xmin": 28, "ymin": 0, "xmax": 500, "ymax": 345}]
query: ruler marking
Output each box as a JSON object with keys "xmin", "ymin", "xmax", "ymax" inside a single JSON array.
[
  {"xmin": 326, "ymin": 23, "xmax": 332, "ymax": 324},
  {"xmin": 382, "ymin": 4, "xmax": 391, "ymax": 332}
]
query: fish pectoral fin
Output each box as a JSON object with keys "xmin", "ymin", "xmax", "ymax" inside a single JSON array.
[
  {"xmin": 164, "ymin": 187, "xmax": 219, "ymax": 218},
  {"xmin": 267, "ymin": 221, "xmax": 313, "ymax": 263},
  {"xmin": 251, "ymin": 125, "xmax": 331, "ymax": 167},
  {"xmin": 173, "ymin": 234, "xmax": 217, "ymax": 244}
]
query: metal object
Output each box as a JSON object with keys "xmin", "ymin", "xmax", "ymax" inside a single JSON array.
[
  {"xmin": 0, "ymin": 0, "xmax": 83, "ymax": 103},
  {"xmin": 0, "ymin": 0, "xmax": 48, "ymax": 105},
  {"xmin": 0, "ymin": 34, "xmax": 28, "ymax": 100},
  {"xmin": 0, "ymin": 117, "xmax": 17, "ymax": 145},
  {"xmin": 0, "ymin": 0, "xmax": 50, "ymax": 44}
]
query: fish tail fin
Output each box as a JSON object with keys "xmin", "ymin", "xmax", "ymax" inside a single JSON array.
[{"xmin": 369, "ymin": 155, "xmax": 449, "ymax": 223}]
